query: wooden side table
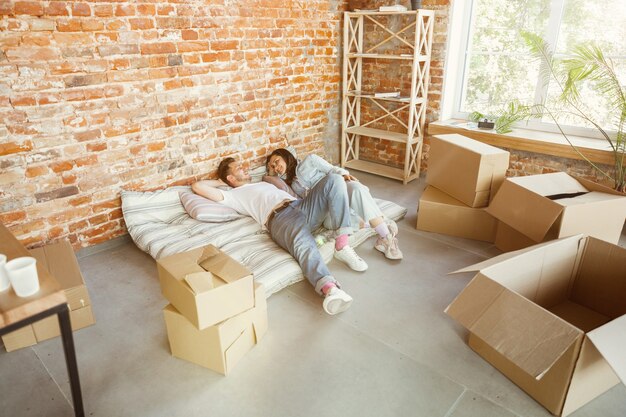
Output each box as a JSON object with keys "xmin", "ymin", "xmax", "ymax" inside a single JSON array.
[{"xmin": 0, "ymin": 224, "xmax": 85, "ymax": 417}]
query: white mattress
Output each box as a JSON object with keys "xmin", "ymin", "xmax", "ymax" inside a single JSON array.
[{"xmin": 121, "ymin": 186, "xmax": 407, "ymax": 297}]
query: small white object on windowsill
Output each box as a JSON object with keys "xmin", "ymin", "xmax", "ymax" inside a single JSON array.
[{"xmin": 379, "ymin": 5, "xmax": 408, "ymax": 12}]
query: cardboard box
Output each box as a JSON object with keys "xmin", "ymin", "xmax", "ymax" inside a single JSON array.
[
  {"xmin": 157, "ymin": 245, "xmax": 254, "ymax": 330},
  {"xmin": 488, "ymin": 172, "xmax": 626, "ymax": 251},
  {"xmin": 163, "ymin": 283, "xmax": 268, "ymax": 375},
  {"xmin": 2, "ymin": 241, "xmax": 95, "ymax": 352},
  {"xmin": 446, "ymin": 235, "xmax": 626, "ymax": 416},
  {"xmin": 416, "ymin": 186, "xmax": 497, "ymax": 242},
  {"xmin": 427, "ymin": 134, "xmax": 510, "ymax": 207}
]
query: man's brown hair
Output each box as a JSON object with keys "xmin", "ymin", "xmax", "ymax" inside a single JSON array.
[{"xmin": 217, "ymin": 157, "xmax": 235, "ymax": 186}]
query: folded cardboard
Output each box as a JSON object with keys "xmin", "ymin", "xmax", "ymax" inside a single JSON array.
[
  {"xmin": 157, "ymin": 245, "xmax": 254, "ymax": 330},
  {"xmin": 488, "ymin": 172, "xmax": 626, "ymax": 251},
  {"xmin": 446, "ymin": 235, "xmax": 626, "ymax": 416},
  {"xmin": 416, "ymin": 186, "xmax": 497, "ymax": 242},
  {"xmin": 427, "ymin": 134, "xmax": 510, "ymax": 207},
  {"xmin": 2, "ymin": 240, "xmax": 95, "ymax": 352},
  {"xmin": 493, "ymin": 220, "xmax": 538, "ymax": 252},
  {"xmin": 163, "ymin": 282, "xmax": 268, "ymax": 375}
]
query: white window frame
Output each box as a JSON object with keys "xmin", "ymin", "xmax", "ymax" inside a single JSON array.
[{"xmin": 440, "ymin": 0, "xmax": 617, "ymax": 140}]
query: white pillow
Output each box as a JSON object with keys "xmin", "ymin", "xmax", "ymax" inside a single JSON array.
[{"xmin": 179, "ymin": 191, "xmax": 244, "ymax": 222}]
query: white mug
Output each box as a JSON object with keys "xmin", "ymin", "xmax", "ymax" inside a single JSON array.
[
  {"xmin": 5, "ymin": 256, "xmax": 40, "ymax": 297},
  {"xmin": 0, "ymin": 254, "xmax": 10, "ymax": 291}
]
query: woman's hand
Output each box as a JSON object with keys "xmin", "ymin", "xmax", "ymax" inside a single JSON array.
[
  {"xmin": 267, "ymin": 165, "xmax": 276, "ymax": 176},
  {"xmin": 343, "ymin": 174, "xmax": 358, "ymax": 182}
]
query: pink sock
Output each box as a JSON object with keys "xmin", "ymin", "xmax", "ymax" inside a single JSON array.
[
  {"xmin": 321, "ymin": 282, "xmax": 337, "ymax": 295},
  {"xmin": 374, "ymin": 223, "xmax": 390, "ymax": 239},
  {"xmin": 335, "ymin": 234, "xmax": 349, "ymax": 251}
]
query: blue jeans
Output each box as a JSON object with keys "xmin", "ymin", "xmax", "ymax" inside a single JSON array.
[{"xmin": 269, "ymin": 174, "xmax": 352, "ymax": 294}]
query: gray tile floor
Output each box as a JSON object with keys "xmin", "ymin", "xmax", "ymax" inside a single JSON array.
[{"xmin": 1, "ymin": 172, "xmax": 625, "ymax": 417}]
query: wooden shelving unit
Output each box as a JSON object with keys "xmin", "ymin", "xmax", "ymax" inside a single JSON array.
[{"xmin": 341, "ymin": 10, "xmax": 434, "ymax": 184}]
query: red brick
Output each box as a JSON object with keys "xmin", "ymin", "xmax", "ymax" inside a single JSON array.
[
  {"xmin": 25, "ymin": 165, "xmax": 48, "ymax": 177},
  {"xmin": 75, "ymin": 155, "xmax": 97, "ymax": 167},
  {"xmin": 15, "ymin": 1, "xmax": 43, "ymax": 16},
  {"xmin": 137, "ymin": 4, "xmax": 156, "ymax": 16},
  {"xmin": 211, "ymin": 40, "xmax": 239, "ymax": 51},
  {"xmin": 182, "ymin": 29, "xmax": 198, "ymax": 40},
  {"xmin": 129, "ymin": 18, "xmax": 154, "ymax": 30},
  {"xmin": 0, "ymin": 211, "xmax": 27, "ymax": 225},
  {"xmin": 56, "ymin": 18, "xmax": 82, "ymax": 32},
  {"xmin": 93, "ymin": 4, "xmax": 113, "ymax": 17},
  {"xmin": 50, "ymin": 160, "xmax": 74, "ymax": 173},
  {"xmin": 115, "ymin": 4, "xmax": 135, "ymax": 17},
  {"xmin": 81, "ymin": 19, "xmax": 104, "ymax": 31},
  {"xmin": 0, "ymin": 141, "xmax": 33, "ymax": 156},
  {"xmin": 140, "ymin": 42, "xmax": 176, "ymax": 55},
  {"xmin": 11, "ymin": 96, "xmax": 37, "ymax": 106},
  {"xmin": 0, "ymin": 2, "xmax": 14, "ymax": 15},
  {"xmin": 71, "ymin": 2, "xmax": 91, "ymax": 17}
]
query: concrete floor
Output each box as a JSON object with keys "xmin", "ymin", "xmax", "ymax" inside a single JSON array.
[{"xmin": 1, "ymin": 172, "xmax": 625, "ymax": 417}]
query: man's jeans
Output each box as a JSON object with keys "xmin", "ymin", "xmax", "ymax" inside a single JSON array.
[{"xmin": 269, "ymin": 174, "xmax": 352, "ymax": 294}]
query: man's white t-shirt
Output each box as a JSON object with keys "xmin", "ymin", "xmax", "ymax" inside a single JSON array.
[{"xmin": 218, "ymin": 182, "xmax": 296, "ymax": 228}]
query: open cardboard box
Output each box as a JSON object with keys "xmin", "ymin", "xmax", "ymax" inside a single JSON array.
[
  {"xmin": 488, "ymin": 172, "xmax": 626, "ymax": 251},
  {"xmin": 445, "ymin": 235, "xmax": 626, "ymax": 416},
  {"xmin": 157, "ymin": 244, "xmax": 254, "ymax": 330},
  {"xmin": 427, "ymin": 134, "xmax": 510, "ymax": 207},
  {"xmin": 2, "ymin": 241, "xmax": 95, "ymax": 352},
  {"xmin": 163, "ymin": 282, "xmax": 268, "ymax": 375},
  {"xmin": 416, "ymin": 185, "xmax": 497, "ymax": 242}
]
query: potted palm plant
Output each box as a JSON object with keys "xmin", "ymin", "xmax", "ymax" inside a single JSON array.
[{"xmin": 493, "ymin": 32, "xmax": 625, "ymax": 193}]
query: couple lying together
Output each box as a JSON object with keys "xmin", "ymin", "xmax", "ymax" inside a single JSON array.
[{"xmin": 192, "ymin": 148, "xmax": 403, "ymax": 315}]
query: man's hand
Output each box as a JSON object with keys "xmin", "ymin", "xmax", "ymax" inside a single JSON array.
[{"xmin": 343, "ymin": 174, "xmax": 358, "ymax": 182}]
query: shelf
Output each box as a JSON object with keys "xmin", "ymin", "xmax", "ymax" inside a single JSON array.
[
  {"xmin": 348, "ymin": 52, "xmax": 428, "ymax": 61},
  {"xmin": 347, "ymin": 10, "xmax": 435, "ymax": 17},
  {"xmin": 344, "ymin": 159, "xmax": 420, "ymax": 183},
  {"xmin": 345, "ymin": 126, "xmax": 419, "ymax": 143},
  {"xmin": 346, "ymin": 91, "xmax": 426, "ymax": 104}
]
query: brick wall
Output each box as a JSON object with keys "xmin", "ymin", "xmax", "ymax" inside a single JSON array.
[{"xmin": 0, "ymin": 0, "xmax": 347, "ymax": 248}]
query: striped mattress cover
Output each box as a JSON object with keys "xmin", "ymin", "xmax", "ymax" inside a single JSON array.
[{"xmin": 121, "ymin": 186, "xmax": 407, "ymax": 297}]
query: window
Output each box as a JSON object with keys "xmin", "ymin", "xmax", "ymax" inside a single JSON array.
[{"xmin": 447, "ymin": 0, "xmax": 626, "ymax": 137}]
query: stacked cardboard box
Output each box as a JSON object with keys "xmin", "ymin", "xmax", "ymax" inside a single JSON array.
[
  {"xmin": 157, "ymin": 244, "xmax": 267, "ymax": 375},
  {"xmin": 416, "ymin": 134, "xmax": 509, "ymax": 241},
  {"xmin": 488, "ymin": 172, "xmax": 626, "ymax": 251},
  {"xmin": 2, "ymin": 240, "xmax": 96, "ymax": 352},
  {"xmin": 446, "ymin": 235, "xmax": 626, "ymax": 416}
]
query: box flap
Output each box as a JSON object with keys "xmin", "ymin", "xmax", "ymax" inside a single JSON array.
[
  {"xmin": 451, "ymin": 235, "xmax": 584, "ymax": 274},
  {"xmin": 575, "ymin": 176, "xmax": 626, "ymax": 196},
  {"xmin": 184, "ymin": 271, "xmax": 214, "ymax": 294},
  {"xmin": 198, "ymin": 246, "xmax": 252, "ymax": 284},
  {"xmin": 587, "ymin": 315, "xmax": 626, "ymax": 385},
  {"xmin": 446, "ymin": 273, "xmax": 583, "ymax": 379},
  {"xmin": 487, "ymin": 178, "xmax": 565, "ymax": 242}
]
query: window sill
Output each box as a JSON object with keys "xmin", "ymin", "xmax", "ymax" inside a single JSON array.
[{"xmin": 427, "ymin": 120, "xmax": 615, "ymax": 166}]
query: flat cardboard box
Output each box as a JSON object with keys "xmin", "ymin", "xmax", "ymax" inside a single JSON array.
[
  {"xmin": 163, "ymin": 283, "xmax": 268, "ymax": 375},
  {"xmin": 2, "ymin": 240, "xmax": 95, "ymax": 352},
  {"xmin": 446, "ymin": 235, "xmax": 626, "ymax": 416},
  {"xmin": 416, "ymin": 186, "xmax": 497, "ymax": 242},
  {"xmin": 427, "ymin": 134, "xmax": 510, "ymax": 207},
  {"xmin": 488, "ymin": 172, "xmax": 626, "ymax": 251},
  {"xmin": 157, "ymin": 245, "xmax": 254, "ymax": 330}
]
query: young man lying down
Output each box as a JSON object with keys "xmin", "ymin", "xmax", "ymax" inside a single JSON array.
[{"xmin": 192, "ymin": 157, "xmax": 367, "ymax": 315}]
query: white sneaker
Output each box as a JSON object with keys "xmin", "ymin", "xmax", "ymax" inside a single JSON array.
[
  {"xmin": 386, "ymin": 219, "xmax": 398, "ymax": 237},
  {"xmin": 334, "ymin": 245, "xmax": 368, "ymax": 271},
  {"xmin": 375, "ymin": 235, "xmax": 403, "ymax": 260},
  {"xmin": 323, "ymin": 287, "xmax": 353, "ymax": 315}
]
